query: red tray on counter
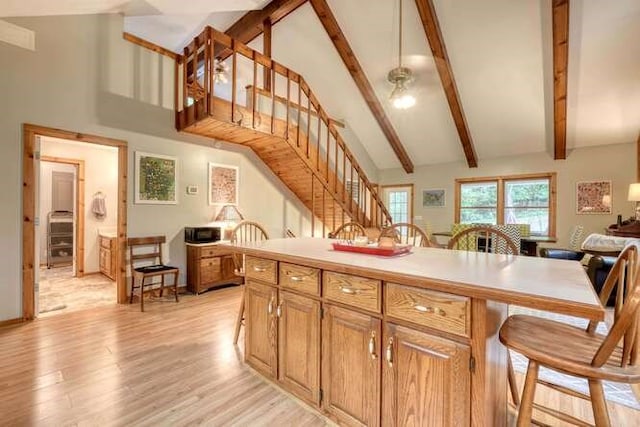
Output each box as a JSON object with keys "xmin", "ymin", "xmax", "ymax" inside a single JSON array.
[{"xmin": 331, "ymin": 242, "xmax": 412, "ymax": 257}]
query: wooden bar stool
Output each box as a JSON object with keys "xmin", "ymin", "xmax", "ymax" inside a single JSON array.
[
  {"xmin": 127, "ymin": 236, "xmax": 179, "ymax": 312},
  {"xmin": 500, "ymin": 245, "xmax": 640, "ymax": 426},
  {"xmin": 231, "ymin": 221, "xmax": 269, "ymax": 345},
  {"xmin": 328, "ymin": 221, "xmax": 366, "ymax": 240},
  {"xmin": 380, "ymin": 222, "xmax": 435, "ymax": 247}
]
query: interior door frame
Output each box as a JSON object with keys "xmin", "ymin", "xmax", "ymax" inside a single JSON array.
[
  {"xmin": 41, "ymin": 156, "xmax": 85, "ymax": 277},
  {"xmin": 23, "ymin": 124, "xmax": 128, "ymax": 320}
]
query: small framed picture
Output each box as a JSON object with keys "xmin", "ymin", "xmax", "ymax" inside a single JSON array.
[
  {"xmin": 576, "ymin": 180, "xmax": 612, "ymax": 214},
  {"xmin": 208, "ymin": 163, "xmax": 239, "ymax": 205},
  {"xmin": 135, "ymin": 151, "xmax": 178, "ymax": 204},
  {"xmin": 422, "ymin": 189, "xmax": 445, "ymax": 207}
]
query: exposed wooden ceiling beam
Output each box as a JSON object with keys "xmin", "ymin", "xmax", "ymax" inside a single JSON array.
[
  {"xmin": 552, "ymin": 0, "xmax": 569, "ymax": 160},
  {"xmin": 216, "ymin": 0, "xmax": 307, "ymax": 59},
  {"xmin": 309, "ymin": 0, "xmax": 414, "ymax": 173},
  {"xmin": 414, "ymin": 0, "xmax": 478, "ymax": 168}
]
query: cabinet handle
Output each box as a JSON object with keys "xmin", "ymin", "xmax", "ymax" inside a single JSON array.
[
  {"xmin": 289, "ymin": 275, "xmax": 305, "ymax": 282},
  {"xmin": 386, "ymin": 337, "xmax": 394, "ymax": 367},
  {"xmin": 368, "ymin": 331, "xmax": 378, "ymax": 360},
  {"xmin": 267, "ymin": 297, "xmax": 274, "ymax": 315},
  {"xmin": 414, "ymin": 304, "xmax": 446, "ymax": 317},
  {"xmin": 339, "ymin": 285, "xmax": 359, "ymax": 295},
  {"xmin": 253, "ymin": 266, "xmax": 267, "ymax": 272},
  {"xmin": 276, "ymin": 302, "xmax": 283, "ymax": 318}
]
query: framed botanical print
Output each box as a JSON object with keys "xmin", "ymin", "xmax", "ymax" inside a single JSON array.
[
  {"xmin": 576, "ymin": 180, "xmax": 612, "ymax": 214},
  {"xmin": 208, "ymin": 163, "xmax": 239, "ymax": 205},
  {"xmin": 135, "ymin": 151, "xmax": 178, "ymax": 204}
]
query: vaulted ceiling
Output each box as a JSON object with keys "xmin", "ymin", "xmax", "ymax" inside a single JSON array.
[{"xmin": 3, "ymin": 0, "xmax": 639, "ymax": 171}]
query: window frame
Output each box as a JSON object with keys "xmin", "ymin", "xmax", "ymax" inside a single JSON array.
[
  {"xmin": 381, "ymin": 183, "xmax": 414, "ymax": 225},
  {"xmin": 454, "ymin": 172, "xmax": 557, "ymax": 238}
]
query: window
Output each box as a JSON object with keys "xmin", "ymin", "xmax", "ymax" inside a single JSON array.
[
  {"xmin": 382, "ymin": 184, "xmax": 413, "ymax": 225},
  {"xmin": 455, "ymin": 173, "xmax": 556, "ymax": 237}
]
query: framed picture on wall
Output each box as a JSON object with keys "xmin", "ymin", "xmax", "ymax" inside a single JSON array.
[
  {"xmin": 134, "ymin": 151, "xmax": 178, "ymax": 204},
  {"xmin": 576, "ymin": 180, "xmax": 612, "ymax": 214},
  {"xmin": 209, "ymin": 163, "xmax": 239, "ymax": 205},
  {"xmin": 422, "ymin": 189, "xmax": 445, "ymax": 207}
]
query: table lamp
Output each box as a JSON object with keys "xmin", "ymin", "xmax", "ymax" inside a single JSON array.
[
  {"xmin": 627, "ymin": 183, "xmax": 640, "ymax": 220},
  {"xmin": 214, "ymin": 205, "xmax": 244, "ymax": 240}
]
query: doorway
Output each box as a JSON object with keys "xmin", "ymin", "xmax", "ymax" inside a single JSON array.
[{"xmin": 22, "ymin": 124, "xmax": 128, "ymax": 320}]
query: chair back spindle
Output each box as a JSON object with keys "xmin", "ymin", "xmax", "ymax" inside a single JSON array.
[{"xmin": 380, "ymin": 223, "xmax": 434, "ymax": 247}]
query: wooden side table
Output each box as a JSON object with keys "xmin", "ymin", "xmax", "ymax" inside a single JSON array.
[{"xmin": 186, "ymin": 242, "xmax": 242, "ymax": 294}]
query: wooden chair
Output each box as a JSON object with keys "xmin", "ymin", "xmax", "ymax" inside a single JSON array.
[
  {"xmin": 231, "ymin": 221, "xmax": 269, "ymax": 345},
  {"xmin": 500, "ymin": 245, "xmax": 640, "ymax": 426},
  {"xmin": 380, "ymin": 223, "xmax": 434, "ymax": 247},
  {"xmin": 127, "ymin": 236, "xmax": 179, "ymax": 312},
  {"xmin": 447, "ymin": 225, "xmax": 519, "ymax": 255},
  {"xmin": 447, "ymin": 225, "xmax": 521, "ymax": 404},
  {"xmin": 328, "ymin": 222, "xmax": 366, "ymax": 240}
]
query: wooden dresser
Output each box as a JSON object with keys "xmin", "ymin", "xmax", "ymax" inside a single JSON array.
[
  {"xmin": 186, "ymin": 243, "xmax": 242, "ymax": 294},
  {"xmin": 227, "ymin": 237, "xmax": 604, "ymax": 427},
  {"xmin": 99, "ymin": 235, "xmax": 117, "ymax": 280}
]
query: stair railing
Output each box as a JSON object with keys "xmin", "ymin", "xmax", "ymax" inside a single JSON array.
[{"xmin": 175, "ymin": 26, "xmax": 392, "ymax": 232}]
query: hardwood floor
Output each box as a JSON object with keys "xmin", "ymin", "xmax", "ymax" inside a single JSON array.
[
  {"xmin": 0, "ymin": 287, "xmax": 329, "ymax": 426},
  {"xmin": 0, "ymin": 286, "xmax": 637, "ymax": 426}
]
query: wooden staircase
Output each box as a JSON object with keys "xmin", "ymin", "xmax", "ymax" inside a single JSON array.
[{"xmin": 175, "ymin": 27, "xmax": 391, "ymax": 235}]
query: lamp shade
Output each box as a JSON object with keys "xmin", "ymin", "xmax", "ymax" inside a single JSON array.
[
  {"xmin": 214, "ymin": 205, "xmax": 244, "ymax": 222},
  {"xmin": 628, "ymin": 183, "xmax": 640, "ymax": 202}
]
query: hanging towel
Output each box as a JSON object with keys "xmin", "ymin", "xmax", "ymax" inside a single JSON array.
[{"xmin": 92, "ymin": 194, "xmax": 106, "ymax": 219}]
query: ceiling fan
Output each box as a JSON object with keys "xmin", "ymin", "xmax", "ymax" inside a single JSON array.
[{"xmin": 214, "ymin": 58, "xmax": 230, "ymax": 84}]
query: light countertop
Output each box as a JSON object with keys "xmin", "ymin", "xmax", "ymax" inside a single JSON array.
[
  {"xmin": 220, "ymin": 237, "xmax": 604, "ymax": 321},
  {"xmin": 185, "ymin": 240, "xmax": 231, "ymax": 247}
]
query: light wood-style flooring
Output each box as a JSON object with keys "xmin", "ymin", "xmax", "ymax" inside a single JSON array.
[{"xmin": 1, "ymin": 286, "xmax": 638, "ymax": 426}]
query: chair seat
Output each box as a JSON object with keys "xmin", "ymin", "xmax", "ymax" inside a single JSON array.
[
  {"xmin": 134, "ymin": 264, "xmax": 178, "ymax": 275},
  {"xmin": 500, "ymin": 315, "xmax": 640, "ymax": 383}
]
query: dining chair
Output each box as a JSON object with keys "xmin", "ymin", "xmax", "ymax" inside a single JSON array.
[
  {"xmin": 379, "ymin": 223, "xmax": 434, "ymax": 247},
  {"xmin": 231, "ymin": 221, "xmax": 269, "ymax": 345},
  {"xmin": 328, "ymin": 221, "xmax": 366, "ymax": 240},
  {"xmin": 447, "ymin": 225, "xmax": 520, "ymax": 255},
  {"xmin": 127, "ymin": 236, "xmax": 179, "ymax": 312},
  {"xmin": 500, "ymin": 245, "xmax": 640, "ymax": 426}
]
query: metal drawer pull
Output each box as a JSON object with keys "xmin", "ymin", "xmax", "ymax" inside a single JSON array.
[
  {"xmin": 386, "ymin": 337, "xmax": 394, "ymax": 367},
  {"xmin": 289, "ymin": 275, "xmax": 305, "ymax": 282},
  {"xmin": 253, "ymin": 266, "xmax": 267, "ymax": 272},
  {"xmin": 267, "ymin": 297, "xmax": 274, "ymax": 315},
  {"xmin": 276, "ymin": 302, "xmax": 283, "ymax": 318},
  {"xmin": 368, "ymin": 331, "xmax": 378, "ymax": 360},
  {"xmin": 339, "ymin": 285, "xmax": 359, "ymax": 295},
  {"xmin": 414, "ymin": 304, "xmax": 446, "ymax": 316}
]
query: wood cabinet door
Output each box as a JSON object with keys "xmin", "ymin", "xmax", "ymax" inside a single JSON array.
[
  {"xmin": 382, "ymin": 323, "xmax": 471, "ymax": 427},
  {"xmin": 322, "ymin": 304, "xmax": 381, "ymax": 427},
  {"xmin": 221, "ymin": 255, "xmax": 236, "ymax": 281},
  {"xmin": 244, "ymin": 281, "xmax": 278, "ymax": 379},
  {"xmin": 277, "ymin": 290, "xmax": 320, "ymax": 406}
]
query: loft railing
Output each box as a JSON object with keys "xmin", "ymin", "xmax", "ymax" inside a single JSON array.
[{"xmin": 175, "ymin": 26, "xmax": 392, "ymax": 232}]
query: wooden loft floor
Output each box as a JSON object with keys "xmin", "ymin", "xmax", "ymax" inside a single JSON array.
[
  {"xmin": 175, "ymin": 26, "xmax": 392, "ymax": 234},
  {"xmin": 0, "ymin": 288, "xmax": 637, "ymax": 425}
]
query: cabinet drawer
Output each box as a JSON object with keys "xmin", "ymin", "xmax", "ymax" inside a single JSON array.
[
  {"xmin": 200, "ymin": 258, "xmax": 221, "ymax": 283},
  {"xmin": 200, "ymin": 246, "xmax": 225, "ymax": 258},
  {"xmin": 100, "ymin": 237, "xmax": 113, "ymax": 249},
  {"xmin": 245, "ymin": 256, "xmax": 277, "ymax": 284},
  {"xmin": 324, "ymin": 272, "xmax": 381, "ymax": 313},
  {"xmin": 279, "ymin": 263, "xmax": 320, "ymax": 296},
  {"xmin": 385, "ymin": 283, "xmax": 470, "ymax": 337}
]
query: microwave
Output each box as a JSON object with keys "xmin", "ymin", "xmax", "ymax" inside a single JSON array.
[{"xmin": 184, "ymin": 226, "xmax": 221, "ymax": 244}]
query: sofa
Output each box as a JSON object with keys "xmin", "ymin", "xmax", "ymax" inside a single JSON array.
[{"xmin": 539, "ymin": 248, "xmax": 616, "ymax": 306}]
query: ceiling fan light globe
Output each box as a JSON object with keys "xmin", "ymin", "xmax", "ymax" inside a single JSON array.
[{"xmin": 392, "ymin": 94, "xmax": 416, "ymax": 109}]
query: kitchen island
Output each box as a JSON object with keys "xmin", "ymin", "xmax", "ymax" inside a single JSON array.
[{"xmin": 223, "ymin": 237, "xmax": 603, "ymax": 426}]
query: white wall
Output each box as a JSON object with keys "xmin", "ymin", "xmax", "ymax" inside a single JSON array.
[
  {"xmin": 40, "ymin": 138, "xmax": 119, "ymax": 273},
  {"xmin": 379, "ymin": 142, "xmax": 637, "ymax": 248},
  {"xmin": 0, "ymin": 14, "xmax": 313, "ymax": 321}
]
